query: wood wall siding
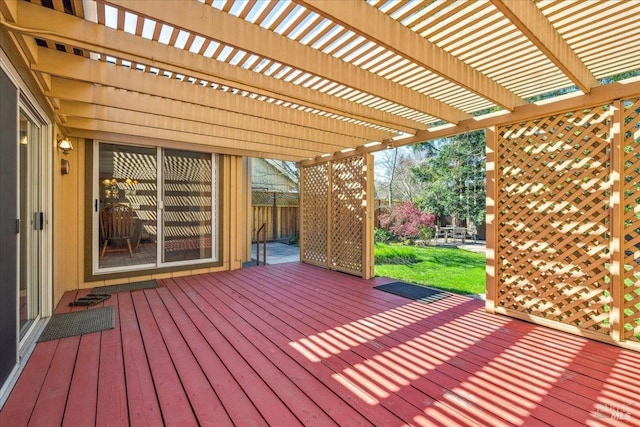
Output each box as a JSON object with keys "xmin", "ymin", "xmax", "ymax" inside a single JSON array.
[{"xmin": 488, "ymin": 101, "xmax": 640, "ymax": 350}]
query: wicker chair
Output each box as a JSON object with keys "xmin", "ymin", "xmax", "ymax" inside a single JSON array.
[{"xmin": 100, "ymin": 204, "xmax": 135, "ymax": 257}]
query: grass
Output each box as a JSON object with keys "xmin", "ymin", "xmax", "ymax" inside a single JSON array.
[{"xmin": 374, "ymin": 243, "xmax": 486, "ymax": 295}]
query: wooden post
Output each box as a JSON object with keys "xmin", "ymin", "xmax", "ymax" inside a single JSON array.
[
  {"xmin": 299, "ymin": 168, "xmax": 305, "ymax": 263},
  {"xmin": 485, "ymin": 126, "xmax": 498, "ymax": 314},
  {"xmin": 272, "ymin": 191, "xmax": 277, "ymax": 241},
  {"xmin": 326, "ymin": 161, "xmax": 333, "ymax": 270},
  {"xmin": 363, "ymin": 154, "xmax": 375, "ymax": 279},
  {"xmin": 609, "ymin": 99, "xmax": 624, "ymax": 342}
]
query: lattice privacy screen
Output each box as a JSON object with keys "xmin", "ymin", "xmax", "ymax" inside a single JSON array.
[
  {"xmin": 300, "ymin": 163, "xmax": 329, "ymax": 266},
  {"xmin": 496, "ymin": 107, "xmax": 612, "ymax": 335},
  {"xmin": 623, "ymin": 98, "xmax": 640, "ymax": 342},
  {"xmin": 493, "ymin": 102, "xmax": 640, "ymax": 347},
  {"xmin": 331, "ymin": 156, "xmax": 366, "ymax": 275},
  {"xmin": 300, "ymin": 155, "xmax": 373, "ymax": 278}
]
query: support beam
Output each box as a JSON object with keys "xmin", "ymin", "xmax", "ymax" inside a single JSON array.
[
  {"xmin": 609, "ymin": 100, "xmax": 624, "ymax": 341},
  {"xmin": 54, "ymin": 89, "xmax": 363, "ymax": 150},
  {"xmin": 68, "ymin": 129, "xmax": 306, "ymax": 162},
  {"xmin": 299, "ymin": 77, "xmax": 640, "ymax": 165},
  {"xmin": 11, "ymin": 0, "xmax": 406, "ymax": 137},
  {"xmin": 297, "ymin": 0, "xmax": 522, "ymax": 111},
  {"xmin": 105, "ymin": 0, "xmax": 469, "ymax": 125},
  {"xmin": 58, "ymin": 100, "xmax": 340, "ymax": 155},
  {"xmin": 485, "ymin": 126, "xmax": 498, "ymax": 314},
  {"xmin": 34, "ymin": 49, "xmax": 371, "ymax": 151},
  {"xmin": 490, "ymin": 0, "xmax": 598, "ymax": 94},
  {"xmin": 63, "ymin": 117, "xmax": 319, "ymax": 159},
  {"xmin": 47, "ymin": 76, "xmax": 375, "ymax": 145}
]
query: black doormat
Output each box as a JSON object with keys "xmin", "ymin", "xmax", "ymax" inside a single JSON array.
[
  {"xmin": 92, "ymin": 279, "xmax": 158, "ymax": 295},
  {"xmin": 38, "ymin": 306, "xmax": 114, "ymax": 342},
  {"xmin": 374, "ymin": 281, "xmax": 449, "ymax": 304},
  {"xmin": 69, "ymin": 293, "xmax": 111, "ymax": 306}
]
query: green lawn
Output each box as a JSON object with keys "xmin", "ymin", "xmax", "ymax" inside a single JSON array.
[{"xmin": 374, "ymin": 243, "xmax": 486, "ymax": 295}]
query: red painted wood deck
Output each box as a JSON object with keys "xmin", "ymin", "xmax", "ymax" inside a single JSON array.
[{"xmin": 2, "ymin": 263, "xmax": 640, "ymax": 426}]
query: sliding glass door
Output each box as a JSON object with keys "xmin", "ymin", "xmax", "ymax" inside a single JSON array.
[
  {"xmin": 94, "ymin": 142, "xmax": 218, "ymax": 274},
  {"xmin": 163, "ymin": 149, "xmax": 215, "ymax": 263},
  {"xmin": 18, "ymin": 110, "xmax": 42, "ymax": 339},
  {"xmin": 97, "ymin": 143, "xmax": 157, "ymax": 270}
]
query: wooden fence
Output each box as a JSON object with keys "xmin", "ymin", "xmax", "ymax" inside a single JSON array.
[{"xmin": 251, "ymin": 191, "xmax": 299, "ymax": 242}]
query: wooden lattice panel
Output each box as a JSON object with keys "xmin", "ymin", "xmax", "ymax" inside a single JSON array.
[
  {"xmin": 301, "ymin": 163, "xmax": 329, "ymax": 266},
  {"xmin": 330, "ymin": 156, "xmax": 366, "ymax": 275},
  {"xmin": 623, "ymin": 98, "xmax": 640, "ymax": 341},
  {"xmin": 497, "ymin": 107, "xmax": 612, "ymax": 333}
]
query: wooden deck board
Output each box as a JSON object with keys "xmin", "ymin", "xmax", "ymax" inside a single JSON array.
[
  {"xmin": 96, "ymin": 293, "xmax": 128, "ymax": 427},
  {"xmin": 61, "ymin": 333, "xmax": 100, "ymax": 427},
  {"xmin": 144, "ymin": 288, "xmax": 233, "ymax": 427},
  {"xmin": 166, "ymin": 279, "xmax": 302, "ymax": 426},
  {"xmin": 206, "ymin": 271, "xmax": 484, "ymax": 427},
  {"xmin": 2, "ymin": 263, "xmax": 640, "ymax": 426},
  {"xmin": 118, "ymin": 291, "xmax": 163, "ymax": 426},
  {"xmin": 155, "ymin": 286, "xmax": 265, "ymax": 426},
  {"xmin": 257, "ymin": 265, "xmax": 626, "ymax": 422},
  {"xmin": 217, "ymin": 269, "xmax": 553, "ymax": 426}
]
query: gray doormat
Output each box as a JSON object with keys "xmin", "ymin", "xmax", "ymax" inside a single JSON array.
[
  {"xmin": 92, "ymin": 279, "xmax": 158, "ymax": 295},
  {"xmin": 38, "ymin": 306, "xmax": 114, "ymax": 342},
  {"xmin": 374, "ymin": 281, "xmax": 450, "ymax": 304}
]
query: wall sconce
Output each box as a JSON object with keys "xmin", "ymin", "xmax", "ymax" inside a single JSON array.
[{"xmin": 57, "ymin": 136, "xmax": 73, "ymax": 155}]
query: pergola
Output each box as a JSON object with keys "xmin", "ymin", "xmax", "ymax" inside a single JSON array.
[{"xmin": 2, "ymin": 0, "xmax": 640, "ymax": 351}]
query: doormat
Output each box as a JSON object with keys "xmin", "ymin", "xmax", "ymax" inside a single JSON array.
[
  {"xmin": 374, "ymin": 281, "xmax": 450, "ymax": 304},
  {"xmin": 69, "ymin": 293, "xmax": 111, "ymax": 306},
  {"xmin": 92, "ymin": 279, "xmax": 158, "ymax": 295},
  {"xmin": 38, "ymin": 306, "xmax": 114, "ymax": 342}
]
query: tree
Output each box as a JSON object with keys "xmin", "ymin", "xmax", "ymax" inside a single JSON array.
[
  {"xmin": 374, "ymin": 147, "xmax": 428, "ymax": 204},
  {"xmin": 412, "ymin": 130, "xmax": 486, "ymax": 226},
  {"xmin": 378, "ymin": 201, "xmax": 436, "ymax": 242}
]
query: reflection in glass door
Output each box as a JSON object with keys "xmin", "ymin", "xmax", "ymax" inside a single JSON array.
[
  {"xmin": 94, "ymin": 142, "xmax": 219, "ymax": 274},
  {"xmin": 18, "ymin": 111, "xmax": 41, "ymax": 338},
  {"xmin": 97, "ymin": 143, "xmax": 157, "ymax": 270},
  {"xmin": 163, "ymin": 150, "xmax": 214, "ymax": 263}
]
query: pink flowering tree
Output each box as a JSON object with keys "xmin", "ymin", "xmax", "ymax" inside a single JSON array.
[{"xmin": 378, "ymin": 201, "xmax": 436, "ymax": 242}]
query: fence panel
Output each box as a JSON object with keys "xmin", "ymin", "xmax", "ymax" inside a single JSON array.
[
  {"xmin": 251, "ymin": 191, "xmax": 299, "ymax": 242},
  {"xmin": 496, "ymin": 107, "xmax": 612, "ymax": 335}
]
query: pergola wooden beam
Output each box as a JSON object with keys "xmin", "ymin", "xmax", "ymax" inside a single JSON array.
[
  {"xmin": 68, "ymin": 129, "xmax": 306, "ymax": 162},
  {"xmin": 34, "ymin": 49, "xmax": 371, "ymax": 150},
  {"xmin": 52, "ymin": 82, "xmax": 365, "ymax": 150},
  {"xmin": 63, "ymin": 116, "xmax": 319, "ymax": 160},
  {"xmin": 105, "ymin": 0, "xmax": 469, "ymax": 125},
  {"xmin": 297, "ymin": 0, "xmax": 523, "ymax": 111},
  {"xmin": 299, "ymin": 76, "xmax": 640, "ymax": 166},
  {"xmin": 491, "ymin": 0, "xmax": 598, "ymax": 94},
  {"xmin": 58, "ymin": 100, "xmax": 343, "ymax": 156},
  {"xmin": 11, "ymin": 0, "xmax": 406, "ymax": 137}
]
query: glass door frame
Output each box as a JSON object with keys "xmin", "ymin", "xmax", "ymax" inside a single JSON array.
[
  {"xmin": 91, "ymin": 141, "xmax": 219, "ymax": 276},
  {"xmin": 17, "ymin": 97, "xmax": 53, "ymax": 351}
]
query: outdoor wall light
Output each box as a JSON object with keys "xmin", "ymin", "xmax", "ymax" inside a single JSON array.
[
  {"xmin": 57, "ymin": 136, "xmax": 73, "ymax": 155},
  {"xmin": 57, "ymin": 136, "xmax": 73, "ymax": 175}
]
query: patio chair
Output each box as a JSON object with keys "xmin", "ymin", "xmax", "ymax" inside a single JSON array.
[{"xmin": 100, "ymin": 204, "xmax": 135, "ymax": 257}]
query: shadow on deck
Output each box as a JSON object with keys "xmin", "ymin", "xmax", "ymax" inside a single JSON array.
[{"xmin": 1, "ymin": 263, "xmax": 639, "ymax": 426}]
